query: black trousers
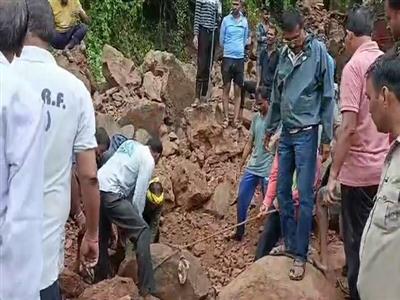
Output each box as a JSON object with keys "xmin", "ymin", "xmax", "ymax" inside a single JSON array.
[
  {"xmin": 95, "ymin": 192, "xmax": 156, "ymax": 296},
  {"xmin": 240, "ymin": 80, "xmax": 257, "ymax": 109},
  {"xmin": 341, "ymin": 185, "xmax": 377, "ymax": 300},
  {"xmin": 196, "ymin": 26, "xmax": 217, "ymax": 99},
  {"xmin": 255, "ymin": 209, "xmax": 281, "ymax": 260},
  {"xmin": 40, "ymin": 280, "xmax": 61, "ymax": 300},
  {"xmin": 51, "ymin": 23, "xmax": 88, "ymax": 50}
]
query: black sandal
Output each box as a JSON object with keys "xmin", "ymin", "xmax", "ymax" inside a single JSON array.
[{"xmin": 289, "ymin": 259, "xmax": 306, "ymax": 281}]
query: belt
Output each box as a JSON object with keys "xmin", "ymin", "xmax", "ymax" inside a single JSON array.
[
  {"xmin": 200, "ymin": 25, "xmax": 216, "ymax": 33},
  {"xmin": 288, "ymin": 126, "xmax": 314, "ymax": 134}
]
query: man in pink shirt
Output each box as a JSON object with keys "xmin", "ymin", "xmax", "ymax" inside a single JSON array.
[{"xmin": 327, "ymin": 6, "xmax": 389, "ymax": 300}]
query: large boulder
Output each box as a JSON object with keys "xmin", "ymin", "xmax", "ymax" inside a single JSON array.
[
  {"xmin": 118, "ymin": 98, "xmax": 165, "ymax": 137},
  {"xmin": 118, "ymin": 244, "xmax": 212, "ymax": 300},
  {"xmin": 141, "ymin": 51, "xmax": 196, "ymax": 126},
  {"xmin": 59, "ymin": 269, "xmax": 86, "ymax": 298},
  {"xmin": 218, "ymin": 256, "xmax": 341, "ymax": 300},
  {"xmin": 96, "ymin": 113, "xmax": 135, "ymax": 138},
  {"xmin": 204, "ymin": 181, "xmax": 233, "ymax": 218},
  {"xmin": 184, "ymin": 104, "xmax": 246, "ymax": 157},
  {"xmin": 102, "ymin": 44, "xmax": 142, "ymax": 88},
  {"xmin": 142, "ymin": 71, "xmax": 163, "ymax": 102},
  {"xmin": 78, "ymin": 276, "xmax": 139, "ymax": 300},
  {"xmin": 171, "ymin": 159, "xmax": 211, "ymax": 210}
]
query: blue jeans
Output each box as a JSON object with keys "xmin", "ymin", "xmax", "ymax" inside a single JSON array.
[
  {"xmin": 278, "ymin": 126, "xmax": 318, "ymax": 261},
  {"xmin": 40, "ymin": 280, "xmax": 61, "ymax": 300},
  {"xmin": 236, "ymin": 170, "xmax": 268, "ymax": 238}
]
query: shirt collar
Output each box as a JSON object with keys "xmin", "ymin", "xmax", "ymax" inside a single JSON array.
[
  {"xmin": 353, "ymin": 41, "xmax": 380, "ymax": 56},
  {"xmin": 0, "ymin": 52, "xmax": 9, "ymax": 65},
  {"xmin": 18, "ymin": 46, "xmax": 57, "ymax": 64}
]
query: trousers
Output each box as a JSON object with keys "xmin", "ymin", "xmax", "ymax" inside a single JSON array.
[
  {"xmin": 255, "ymin": 208, "xmax": 281, "ymax": 260},
  {"xmin": 95, "ymin": 192, "xmax": 156, "ymax": 296},
  {"xmin": 196, "ymin": 25, "xmax": 217, "ymax": 98},
  {"xmin": 40, "ymin": 280, "xmax": 61, "ymax": 300},
  {"xmin": 341, "ymin": 185, "xmax": 376, "ymax": 300},
  {"xmin": 278, "ymin": 126, "xmax": 318, "ymax": 261},
  {"xmin": 51, "ymin": 23, "xmax": 88, "ymax": 50}
]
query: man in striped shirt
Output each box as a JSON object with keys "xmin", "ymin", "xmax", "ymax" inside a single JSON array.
[{"xmin": 193, "ymin": 0, "xmax": 222, "ymax": 106}]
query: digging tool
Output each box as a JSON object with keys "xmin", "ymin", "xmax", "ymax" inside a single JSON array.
[{"xmin": 204, "ymin": 3, "xmax": 218, "ymax": 103}]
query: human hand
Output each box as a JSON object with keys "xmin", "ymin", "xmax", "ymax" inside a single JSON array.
[
  {"xmin": 320, "ymin": 143, "xmax": 331, "ymax": 163},
  {"xmin": 193, "ymin": 35, "xmax": 198, "ymax": 50},
  {"xmin": 272, "ymin": 198, "xmax": 279, "ymax": 211},
  {"xmin": 257, "ymin": 204, "xmax": 269, "ymax": 218},
  {"xmin": 327, "ymin": 176, "xmax": 341, "ymax": 205},
  {"xmin": 264, "ymin": 134, "xmax": 271, "ymax": 151},
  {"xmin": 80, "ymin": 232, "xmax": 99, "ymax": 268}
]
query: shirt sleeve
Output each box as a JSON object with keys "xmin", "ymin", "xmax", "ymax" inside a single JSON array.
[
  {"xmin": 2, "ymin": 83, "xmax": 45, "ymax": 299},
  {"xmin": 74, "ymin": 83, "xmax": 97, "ymax": 153},
  {"xmin": 244, "ymin": 19, "xmax": 250, "ymax": 46},
  {"xmin": 340, "ymin": 63, "xmax": 362, "ymax": 113},
  {"xmin": 132, "ymin": 156, "xmax": 155, "ymax": 215},
  {"xmin": 219, "ymin": 17, "xmax": 226, "ymax": 48},
  {"xmin": 263, "ymin": 154, "xmax": 279, "ymax": 207},
  {"xmin": 265, "ymin": 60, "xmax": 282, "ymax": 134},
  {"xmin": 194, "ymin": 0, "xmax": 201, "ymax": 36},
  {"xmin": 319, "ymin": 47, "xmax": 335, "ymax": 145}
]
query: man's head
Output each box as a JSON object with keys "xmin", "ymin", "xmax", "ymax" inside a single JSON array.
[
  {"xmin": 255, "ymin": 86, "xmax": 269, "ymax": 115},
  {"xmin": 344, "ymin": 5, "xmax": 373, "ymax": 56},
  {"xmin": 147, "ymin": 136, "xmax": 163, "ymax": 163},
  {"xmin": 0, "ymin": 0, "xmax": 28, "ymax": 61},
  {"xmin": 366, "ymin": 53, "xmax": 400, "ymax": 134},
  {"xmin": 147, "ymin": 177, "xmax": 164, "ymax": 206},
  {"xmin": 25, "ymin": 0, "xmax": 55, "ymax": 47},
  {"xmin": 261, "ymin": 7, "xmax": 269, "ymax": 23},
  {"xmin": 95, "ymin": 127, "xmax": 110, "ymax": 164},
  {"xmin": 232, "ymin": 0, "xmax": 242, "ymax": 17},
  {"xmin": 266, "ymin": 26, "xmax": 277, "ymax": 46},
  {"xmin": 385, "ymin": 0, "xmax": 400, "ymax": 40},
  {"xmin": 281, "ymin": 9, "xmax": 306, "ymax": 54}
]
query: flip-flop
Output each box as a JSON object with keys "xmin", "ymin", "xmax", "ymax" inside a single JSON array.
[
  {"xmin": 289, "ymin": 259, "xmax": 306, "ymax": 281},
  {"xmin": 269, "ymin": 245, "xmax": 296, "ymax": 259}
]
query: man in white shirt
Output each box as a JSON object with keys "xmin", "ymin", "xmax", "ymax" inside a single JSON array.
[
  {"xmin": 96, "ymin": 138, "xmax": 163, "ymax": 299},
  {"xmin": 12, "ymin": 1, "xmax": 100, "ymax": 298},
  {"xmin": 0, "ymin": 1, "xmax": 45, "ymax": 299}
]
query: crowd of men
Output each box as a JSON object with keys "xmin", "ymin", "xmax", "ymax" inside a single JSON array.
[{"xmin": 1, "ymin": 0, "xmax": 400, "ymax": 300}]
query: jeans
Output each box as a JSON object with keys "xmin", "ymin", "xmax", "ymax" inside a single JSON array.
[
  {"xmin": 278, "ymin": 126, "xmax": 318, "ymax": 261},
  {"xmin": 51, "ymin": 23, "xmax": 88, "ymax": 50},
  {"xmin": 40, "ymin": 280, "xmax": 61, "ymax": 300},
  {"xmin": 236, "ymin": 170, "xmax": 268, "ymax": 238},
  {"xmin": 95, "ymin": 192, "xmax": 156, "ymax": 296},
  {"xmin": 341, "ymin": 185, "xmax": 376, "ymax": 300},
  {"xmin": 196, "ymin": 26, "xmax": 218, "ymax": 99},
  {"xmin": 255, "ymin": 208, "xmax": 281, "ymax": 260}
]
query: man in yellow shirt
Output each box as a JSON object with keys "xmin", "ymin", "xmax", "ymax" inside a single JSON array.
[{"xmin": 49, "ymin": 0, "xmax": 89, "ymax": 50}]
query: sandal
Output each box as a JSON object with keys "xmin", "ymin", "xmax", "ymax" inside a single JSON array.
[
  {"xmin": 269, "ymin": 245, "xmax": 295, "ymax": 259},
  {"xmin": 192, "ymin": 98, "xmax": 200, "ymax": 108},
  {"xmin": 289, "ymin": 259, "xmax": 306, "ymax": 281}
]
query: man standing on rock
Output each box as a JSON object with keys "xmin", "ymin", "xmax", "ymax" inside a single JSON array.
[
  {"xmin": 232, "ymin": 87, "xmax": 274, "ymax": 241},
  {"xmin": 357, "ymin": 52, "xmax": 400, "ymax": 300},
  {"xmin": 264, "ymin": 9, "xmax": 334, "ymax": 280},
  {"xmin": 96, "ymin": 137, "xmax": 163, "ymax": 299},
  {"xmin": 0, "ymin": 1, "xmax": 45, "ymax": 299},
  {"xmin": 220, "ymin": 0, "xmax": 250, "ymax": 128},
  {"xmin": 12, "ymin": 1, "xmax": 100, "ymax": 298},
  {"xmin": 193, "ymin": 0, "xmax": 221, "ymax": 106},
  {"xmin": 327, "ymin": 6, "xmax": 389, "ymax": 299}
]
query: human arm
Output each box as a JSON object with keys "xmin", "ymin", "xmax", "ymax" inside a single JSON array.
[
  {"xmin": 79, "ymin": 7, "xmax": 90, "ymax": 24},
  {"xmin": 256, "ymin": 23, "xmax": 267, "ymax": 44},
  {"xmin": 219, "ymin": 17, "xmax": 226, "ymax": 49},
  {"xmin": 319, "ymin": 49, "xmax": 335, "ymax": 160},
  {"xmin": 132, "ymin": 158, "xmax": 155, "ymax": 216},
  {"xmin": 241, "ymin": 119, "xmax": 255, "ymax": 167},
  {"xmin": 256, "ymin": 50, "xmax": 264, "ymax": 87},
  {"xmin": 262, "ymin": 154, "xmax": 279, "ymax": 208},
  {"xmin": 193, "ymin": 0, "xmax": 201, "ymax": 36},
  {"xmin": 244, "ymin": 19, "xmax": 250, "ymax": 47},
  {"xmin": 265, "ymin": 66, "xmax": 282, "ymax": 140}
]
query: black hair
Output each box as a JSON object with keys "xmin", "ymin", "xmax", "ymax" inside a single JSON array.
[
  {"xmin": 346, "ymin": 5, "xmax": 373, "ymax": 37},
  {"xmin": 26, "ymin": 0, "xmax": 55, "ymax": 43},
  {"xmin": 366, "ymin": 52, "xmax": 400, "ymax": 100},
  {"xmin": 95, "ymin": 127, "xmax": 110, "ymax": 149},
  {"xmin": 147, "ymin": 136, "xmax": 163, "ymax": 155},
  {"xmin": 0, "ymin": 0, "xmax": 28, "ymax": 54},
  {"xmin": 149, "ymin": 181, "xmax": 163, "ymax": 195},
  {"xmin": 256, "ymin": 86, "xmax": 269, "ymax": 101},
  {"xmin": 281, "ymin": 8, "xmax": 304, "ymax": 32},
  {"xmin": 387, "ymin": 0, "xmax": 400, "ymax": 10}
]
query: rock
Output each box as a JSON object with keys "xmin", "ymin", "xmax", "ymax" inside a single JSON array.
[
  {"xmin": 159, "ymin": 124, "xmax": 168, "ymax": 137},
  {"xmin": 118, "ymin": 98, "xmax": 165, "ymax": 137},
  {"xmin": 78, "ymin": 276, "xmax": 139, "ymax": 300},
  {"xmin": 218, "ymin": 256, "xmax": 341, "ymax": 300},
  {"xmin": 102, "ymin": 44, "xmax": 142, "ymax": 88},
  {"xmin": 162, "ymin": 135, "xmax": 178, "ymax": 157},
  {"xmin": 134, "ymin": 128, "xmax": 151, "ymax": 145},
  {"xmin": 154, "ymin": 163, "xmax": 175, "ymax": 208},
  {"xmin": 141, "ymin": 51, "xmax": 195, "ymax": 127},
  {"xmin": 193, "ymin": 243, "xmax": 206, "ymax": 257},
  {"xmin": 204, "ymin": 181, "xmax": 233, "ymax": 219},
  {"xmin": 59, "ymin": 269, "xmax": 86, "ymax": 298},
  {"xmin": 171, "ymin": 160, "xmax": 211, "ymax": 210},
  {"xmin": 168, "ymin": 132, "xmax": 178, "ymax": 141},
  {"xmin": 118, "ymin": 244, "xmax": 211, "ymax": 300},
  {"xmin": 96, "ymin": 113, "xmax": 122, "ymax": 137},
  {"xmin": 119, "ymin": 125, "xmax": 135, "ymax": 139},
  {"xmin": 142, "ymin": 71, "xmax": 163, "ymax": 102}
]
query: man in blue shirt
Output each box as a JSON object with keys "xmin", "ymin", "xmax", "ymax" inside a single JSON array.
[
  {"xmin": 219, "ymin": 0, "xmax": 249, "ymax": 128},
  {"xmin": 265, "ymin": 9, "xmax": 334, "ymax": 281}
]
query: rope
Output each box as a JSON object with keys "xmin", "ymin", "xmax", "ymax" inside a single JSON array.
[{"xmin": 153, "ymin": 209, "xmax": 278, "ymax": 274}]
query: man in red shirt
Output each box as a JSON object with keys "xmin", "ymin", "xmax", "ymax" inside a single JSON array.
[{"xmin": 327, "ymin": 6, "xmax": 389, "ymax": 299}]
